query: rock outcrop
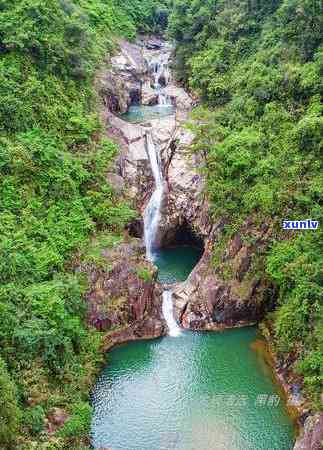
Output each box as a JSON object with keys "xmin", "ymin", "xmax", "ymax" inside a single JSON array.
[
  {"xmin": 79, "ymin": 239, "xmax": 165, "ymax": 340},
  {"xmin": 97, "ymin": 39, "xmax": 146, "ymax": 114},
  {"xmin": 171, "ymin": 224, "xmax": 267, "ymax": 329}
]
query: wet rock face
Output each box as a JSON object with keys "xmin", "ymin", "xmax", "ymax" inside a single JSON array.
[
  {"xmin": 293, "ymin": 414, "xmax": 323, "ymax": 450},
  {"xmin": 78, "ymin": 240, "xmax": 165, "ymax": 336},
  {"xmin": 172, "ymin": 236, "xmax": 266, "ymax": 330}
]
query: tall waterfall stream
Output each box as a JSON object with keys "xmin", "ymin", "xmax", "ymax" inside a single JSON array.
[{"xmin": 142, "ymin": 48, "xmax": 181, "ymax": 337}]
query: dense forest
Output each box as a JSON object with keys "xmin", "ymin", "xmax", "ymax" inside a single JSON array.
[
  {"xmin": 0, "ymin": 0, "xmax": 322, "ymax": 449},
  {"xmin": 168, "ymin": 0, "xmax": 322, "ymax": 408},
  {"xmin": 0, "ymin": 1, "xmax": 167, "ymax": 448}
]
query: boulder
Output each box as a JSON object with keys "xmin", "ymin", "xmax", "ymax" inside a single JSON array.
[
  {"xmin": 172, "ymin": 232, "xmax": 266, "ymax": 330},
  {"xmin": 163, "ymin": 85, "xmax": 193, "ymax": 115},
  {"xmin": 141, "ymin": 84, "xmax": 158, "ymax": 105}
]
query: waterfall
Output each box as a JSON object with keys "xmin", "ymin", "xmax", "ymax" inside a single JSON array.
[
  {"xmin": 158, "ymin": 93, "xmax": 172, "ymax": 107},
  {"xmin": 162, "ymin": 291, "xmax": 181, "ymax": 337},
  {"xmin": 152, "ymin": 60, "xmax": 162, "ymax": 89},
  {"xmin": 150, "ymin": 53, "xmax": 172, "ymax": 106},
  {"xmin": 143, "ymin": 46, "xmax": 180, "ymax": 337},
  {"xmin": 163, "ymin": 62, "xmax": 171, "ymax": 85},
  {"xmin": 144, "ymin": 132, "xmax": 164, "ymax": 261}
]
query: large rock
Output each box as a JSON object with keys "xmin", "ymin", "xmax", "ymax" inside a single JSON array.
[
  {"xmin": 79, "ymin": 240, "xmax": 165, "ymax": 335},
  {"xmin": 153, "ymin": 126, "xmax": 211, "ymax": 247},
  {"xmin": 163, "ymin": 85, "xmax": 193, "ymax": 119},
  {"xmin": 141, "ymin": 83, "xmax": 158, "ymax": 105},
  {"xmin": 172, "ymin": 235, "xmax": 265, "ymax": 330},
  {"xmin": 97, "ymin": 39, "xmax": 146, "ymax": 114},
  {"xmin": 170, "ymin": 214, "xmax": 280, "ymax": 330},
  {"xmin": 294, "ymin": 414, "xmax": 323, "ymax": 450}
]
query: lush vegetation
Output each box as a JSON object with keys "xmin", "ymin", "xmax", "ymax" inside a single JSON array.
[
  {"xmin": 0, "ymin": 0, "xmax": 168, "ymax": 448},
  {"xmin": 0, "ymin": 0, "xmax": 321, "ymax": 447},
  {"xmin": 168, "ymin": 0, "xmax": 322, "ymax": 406}
]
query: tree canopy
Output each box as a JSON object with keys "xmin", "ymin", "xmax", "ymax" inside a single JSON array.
[{"xmin": 168, "ymin": 0, "xmax": 323, "ymax": 407}]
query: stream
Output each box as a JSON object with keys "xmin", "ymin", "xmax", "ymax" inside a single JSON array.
[{"xmin": 91, "ymin": 41, "xmax": 295, "ymax": 450}]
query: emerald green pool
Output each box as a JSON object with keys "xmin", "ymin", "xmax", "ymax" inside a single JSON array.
[
  {"xmin": 154, "ymin": 245, "xmax": 204, "ymax": 283},
  {"xmin": 91, "ymin": 247, "xmax": 295, "ymax": 450},
  {"xmin": 120, "ymin": 104, "xmax": 175, "ymax": 123}
]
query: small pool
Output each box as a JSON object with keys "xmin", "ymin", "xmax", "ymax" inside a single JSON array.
[
  {"xmin": 120, "ymin": 104, "xmax": 175, "ymax": 123},
  {"xmin": 153, "ymin": 245, "xmax": 203, "ymax": 283}
]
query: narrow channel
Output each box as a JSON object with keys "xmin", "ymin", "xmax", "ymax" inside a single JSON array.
[{"xmin": 91, "ymin": 41, "xmax": 295, "ymax": 450}]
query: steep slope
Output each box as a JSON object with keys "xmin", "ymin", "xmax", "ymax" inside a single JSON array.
[
  {"xmin": 168, "ymin": 0, "xmax": 322, "ymax": 415},
  {"xmin": 0, "ymin": 1, "xmax": 168, "ymax": 448}
]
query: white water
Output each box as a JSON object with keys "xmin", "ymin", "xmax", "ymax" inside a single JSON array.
[
  {"xmin": 143, "ymin": 132, "xmax": 164, "ymax": 261},
  {"xmin": 158, "ymin": 92, "xmax": 172, "ymax": 106},
  {"xmin": 143, "ymin": 46, "xmax": 180, "ymax": 337},
  {"xmin": 150, "ymin": 52, "xmax": 172, "ymax": 106},
  {"xmin": 162, "ymin": 291, "xmax": 181, "ymax": 337}
]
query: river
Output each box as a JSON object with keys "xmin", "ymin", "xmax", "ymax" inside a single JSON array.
[
  {"xmin": 90, "ymin": 40, "xmax": 295, "ymax": 450},
  {"xmin": 91, "ymin": 248, "xmax": 295, "ymax": 450}
]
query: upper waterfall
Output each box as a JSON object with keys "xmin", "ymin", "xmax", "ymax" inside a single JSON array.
[
  {"xmin": 143, "ymin": 46, "xmax": 173, "ymax": 261},
  {"xmin": 149, "ymin": 51, "xmax": 172, "ymax": 107}
]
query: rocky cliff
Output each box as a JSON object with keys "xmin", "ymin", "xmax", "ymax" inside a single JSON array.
[{"xmin": 78, "ymin": 238, "xmax": 166, "ymax": 345}]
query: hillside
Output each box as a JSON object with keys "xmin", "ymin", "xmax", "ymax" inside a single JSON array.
[
  {"xmin": 168, "ymin": 0, "xmax": 322, "ymax": 408},
  {"xmin": 0, "ymin": 1, "xmax": 168, "ymax": 448}
]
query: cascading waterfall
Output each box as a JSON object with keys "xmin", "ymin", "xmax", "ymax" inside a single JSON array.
[
  {"xmin": 143, "ymin": 48, "xmax": 180, "ymax": 336},
  {"xmin": 143, "ymin": 133, "xmax": 180, "ymax": 336},
  {"xmin": 143, "ymin": 132, "xmax": 164, "ymax": 261},
  {"xmin": 152, "ymin": 61, "xmax": 161, "ymax": 89},
  {"xmin": 158, "ymin": 92, "xmax": 171, "ymax": 106},
  {"xmin": 150, "ymin": 53, "xmax": 172, "ymax": 107}
]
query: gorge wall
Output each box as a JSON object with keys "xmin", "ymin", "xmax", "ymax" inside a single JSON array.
[{"xmin": 96, "ymin": 37, "xmax": 273, "ymax": 334}]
